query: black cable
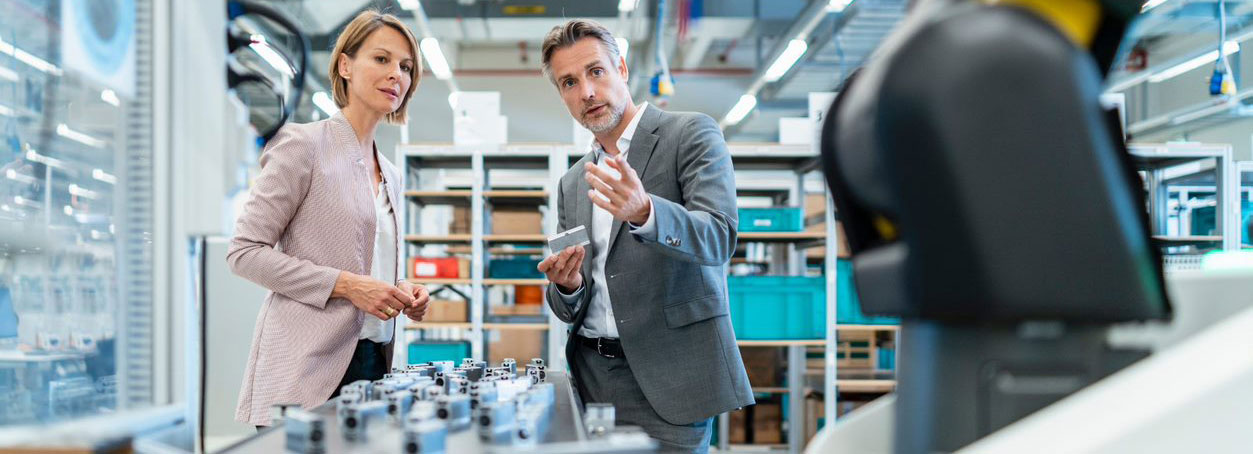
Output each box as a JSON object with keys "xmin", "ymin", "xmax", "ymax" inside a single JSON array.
[{"xmin": 227, "ymin": 1, "xmax": 311, "ymax": 141}]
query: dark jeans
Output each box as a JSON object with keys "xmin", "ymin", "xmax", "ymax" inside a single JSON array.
[{"xmin": 329, "ymin": 339, "xmax": 389, "ymax": 399}]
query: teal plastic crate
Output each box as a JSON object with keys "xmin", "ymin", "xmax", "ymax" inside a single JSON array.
[
  {"xmin": 488, "ymin": 257, "xmax": 543, "ymax": 279},
  {"xmin": 407, "ymin": 341, "xmax": 470, "ymax": 365},
  {"xmin": 728, "ymin": 275, "xmax": 825, "ymax": 339},
  {"xmin": 836, "ymin": 260, "xmax": 899, "ymax": 325},
  {"xmin": 728, "ymin": 261, "xmax": 898, "ymax": 339},
  {"xmin": 738, "ymin": 207, "xmax": 803, "ymax": 232}
]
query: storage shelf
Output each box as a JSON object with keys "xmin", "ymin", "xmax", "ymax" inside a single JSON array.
[
  {"xmin": 404, "ymin": 322, "xmax": 549, "ymax": 331},
  {"xmin": 835, "ymin": 379, "xmax": 897, "ymax": 393},
  {"xmin": 750, "ymin": 387, "xmax": 790, "ymax": 394},
  {"xmin": 483, "ymin": 278, "xmax": 548, "ymax": 286},
  {"xmin": 1152, "ymin": 235, "xmax": 1223, "ymax": 244},
  {"xmin": 405, "ymin": 190, "xmax": 549, "ymax": 205},
  {"xmin": 407, "ymin": 278, "xmax": 472, "ymax": 285},
  {"xmin": 405, "ymin": 234, "xmax": 473, "ymax": 243},
  {"xmin": 737, "ymin": 340, "xmax": 826, "ymax": 347},
  {"xmin": 406, "ymin": 322, "xmax": 471, "ymax": 330},
  {"xmin": 835, "ymin": 324, "xmax": 900, "ymax": 332},
  {"xmin": 448, "ymin": 245, "xmax": 545, "ymax": 256},
  {"xmin": 737, "ymin": 232, "xmax": 826, "ymax": 243},
  {"xmin": 484, "ymin": 234, "xmax": 547, "ymax": 243},
  {"xmin": 482, "ymin": 323, "xmax": 549, "ymax": 330}
]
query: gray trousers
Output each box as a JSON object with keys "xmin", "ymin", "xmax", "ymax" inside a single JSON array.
[{"xmin": 572, "ymin": 341, "xmax": 713, "ymax": 453}]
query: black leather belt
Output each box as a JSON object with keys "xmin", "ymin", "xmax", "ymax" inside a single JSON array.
[{"xmin": 575, "ymin": 335, "xmax": 624, "ymax": 359}]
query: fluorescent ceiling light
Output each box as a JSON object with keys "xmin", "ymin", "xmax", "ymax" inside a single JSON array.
[
  {"xmin": 0, "ymin": 103, "xmax": 14, "ymax": 117},
  {"xmin": 420, "ymin": 37, "xmax": 452, "ymax": 80},
  {"xmin": 249, "ymin": 35, "xmax": 294, "ymax": 78},
  {"xmin": 724, "ymin": 94, "xmax": 758, "ymax": 125},
  {"xmin": 312, "ymin": 91, "xmax": 338, "ymax": 115},
  {"xmin": 615, "ymin": 37, "xmax": 630, "ymax": 60},
  {"xmin": 12, "ymin": 196, "xmax": 37, "ymax": 207},
  {"xmin": 764, "ymin": 39, "xmax": 808, "ymax": 82},
  {"xmin": 1148, "ymin": 40, "xmax": 1240, "ymax": 83},
  {"xmin": 101, "ymin": 89, "xmax": 119, "ymax": 107},
  {"xmin": 0, "ymin": 37, "xmax": 61, "ymax": 75},
  {"xmin": 26, "ymin": 150, "xmax": 66, "ymax": 169},
  {"xmin": 448, "ymin": 91, "xmax": 460, "ymax": 109},
  {"xmin": 619, "ymin": 0, "xmax": 640, "ymax": 12},
  {"xmin": 5, "ymin": 169, "xmax": 37, "ymax": 184},
  {"xmin": 63, "ymin": 205, "xmax": 73, "ymax": 216},
  {"xmin": 398, "ymin": 0, "xmax": 421, "ymax": 10},
  {"xmin": 0, "ymin": 66, "xmax": 16, "ymax": 82},
  {"xmin": 92, "ymin": 169, "xmax": 117, "ymax": 185},
  {"xmin": 68, "ymin": 184, "xmax": 100, "ymax": 200},
  {"xmin": 57, "ymin": 123, "xmax": 107, "ymax": 148},
  {"xmin": 1142, "ymin": 0, "xmax": 1168, "ymax": 11},
  {"xmin": 828, "ymin": 0, "xmax": 854, "ymax": 12}
]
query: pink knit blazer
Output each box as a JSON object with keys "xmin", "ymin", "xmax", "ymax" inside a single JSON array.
[{"xmin": 227, "ymin": 113, "xmax": 404, "ymax": 425}]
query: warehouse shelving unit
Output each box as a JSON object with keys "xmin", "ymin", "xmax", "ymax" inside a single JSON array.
[
  {"xmin": 1129, "ymin": 143, "xmax": 1241, "ymax": 251},
  {"xmin": 394, "ymin": 143, "xmax": 571, "ymax": 367},
  {"xmin": 715, "ymin": 144, "xmax": 898, "ymax": 454},
  {"xmin": 396, "ymin": 141, "xmax": 881, "ymax": 453}
]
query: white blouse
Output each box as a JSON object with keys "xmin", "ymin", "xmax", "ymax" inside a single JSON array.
[{"xmin": 358, "ymin": 180, "xmax": 397, "ymax": 343}]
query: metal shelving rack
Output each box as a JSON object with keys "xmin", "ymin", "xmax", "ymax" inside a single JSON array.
[
  {"xmin": 394, "ymin": 143, "xmax": 570, "ymax": 367},
  {"xmin": 396, "ymin": 141, "xmax": 878, "ymax": 453},
  {"xmin": 1129, "ymin": 143, "xmax": 1240, "ymax": 252},
  {"xmin": 713, "ymin": 144, "xmax": 897, "ymax": 454}
]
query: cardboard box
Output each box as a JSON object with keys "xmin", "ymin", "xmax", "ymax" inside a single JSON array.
[
  {"xmin": 779, "ymin": 117, "xmax": 813, "ymax": 145},
  {"xmin": 805, "ymin": 396, "xmax": 826, "ymax": 441},
  {"xmin": 740, "ymin": 346, "xmax": 782, "ymax": 387},
  {"xmin": 805, "ymin": 221, "xmax": 849, "ymax": 259},
  {"xmin": 451, "ymin": 206, "xmax": 471, "ymax": 234},
  {"xmin": 490, "ymin": 304, "xmax": 543, "ymax": 316},
  {"xmin": 488, "ymin": 329, "xmax": 544, "ymax": 364},
  {"xmin": 729, "ymin": 409, "xmax": 749, "ymax": 444},
  {"xmin": 491, "ymin": 207, "xmax": 543, "ymax": 235},
  {"xmin": 752, "ymin": 402, "xmax": 783, "ymax": 444},
  {"xmin": 424, "ymin": 299, "xmax": 467, "ymax": 322}
]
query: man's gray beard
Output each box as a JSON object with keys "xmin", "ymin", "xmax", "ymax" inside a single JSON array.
[{"xmin": 581, "ymin": 101, "xmax": 625, "ymax": 134}]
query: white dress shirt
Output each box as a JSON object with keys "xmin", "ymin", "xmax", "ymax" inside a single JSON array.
[
  {"xmin": 359, "ymin": 179, "xmax": 396, "ymax": 343},
  {"xmin": 557, "ymin": 103, "xmax": 658, "ymax": 339}
]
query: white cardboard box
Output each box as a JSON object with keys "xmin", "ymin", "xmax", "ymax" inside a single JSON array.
[
  {"xmin": 451, "ymin": 91, "xmax": 501, "ymax": 118},
  {"xmin": 779, "ymin": 117, "xmax": 813, "ymax": 144},
  {"xmin": 454, "ymin": 115, "xmax": 508, "ymax": 145}
]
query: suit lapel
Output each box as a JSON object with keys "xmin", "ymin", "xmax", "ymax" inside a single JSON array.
[{"xmin": 606, "ymin": 106, "xmax": 662, "ymax": 253}]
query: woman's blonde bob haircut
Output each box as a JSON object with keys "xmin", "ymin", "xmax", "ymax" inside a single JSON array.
[{"xmin": 328, "ymin": 10, "xmax": 421, "ymax": 124}]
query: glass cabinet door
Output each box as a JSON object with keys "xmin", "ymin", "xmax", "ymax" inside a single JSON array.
[{"xmin": 0, "ymin": 0, "xmax": 152, "ymax": 426}]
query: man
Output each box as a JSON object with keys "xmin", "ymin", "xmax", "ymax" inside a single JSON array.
[{"xmin": 535, "ymin": 19, "xmax": 753, "ymax": 453}]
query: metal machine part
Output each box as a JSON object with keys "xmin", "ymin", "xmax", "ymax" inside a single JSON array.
[
  {"xmin": 502, "ymin": 358, "xmax": 517, "ymax": 375},
  {"xmin": 477, "ymin": 401, "xmax": 517, "ymax": 443},
  {"xmin": 284, "ymin": 408, "xmax": 327, "ymax": 454},
  {"xmin": 339, "ymin": 400, "xmax": 388, "ymax": 441},
  {"xmin": 585, "ymin": 403, "xmax": 616, "ymax": 439},
  {"xmin": 388, "ymin": 391, "xmax": 416, "ymax": 425},
  {"xmin": 402, "ymin": 418, "xmax": 449, "ymax": 454},
  {"xmin": 435, "ymin": 394, "xmax": 472, "ymax": 430}
]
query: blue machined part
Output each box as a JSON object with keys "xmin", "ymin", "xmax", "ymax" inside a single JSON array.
[
  {"xmin": 435, "ymin": 394, "xmax": 472, "ymax": 430},
  {"xmin": 476, "ymin": 400, "xmax": 517, "ymax": 443},
  {"xmin": 339, "ymin": 400, "xmax": 388, "ymax": 442},
  {"xmin": 387, "ymin": 391, "xmax": 416, "ymax": 425},
  {"xmin": 283, "ymin": 408, "xmax": 327, "ymax": 454},
  {"xmin": 402, "ymin": 418, "xmax": 448, "ymax": 454}
]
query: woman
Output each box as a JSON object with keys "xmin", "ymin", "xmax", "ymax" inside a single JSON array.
[{"xmin": 228, "ymin": 10, "xmax": 430, "ymax": 428}]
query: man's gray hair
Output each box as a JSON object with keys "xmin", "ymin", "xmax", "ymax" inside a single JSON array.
[{"xmin": 541, "ymin": 19, "xmax": 622, "ymax": 84}]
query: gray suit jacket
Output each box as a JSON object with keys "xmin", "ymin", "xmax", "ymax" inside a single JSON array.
[{"xmin": 545, "ymin": 106, "xmax": 755, "ymax": 425}]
